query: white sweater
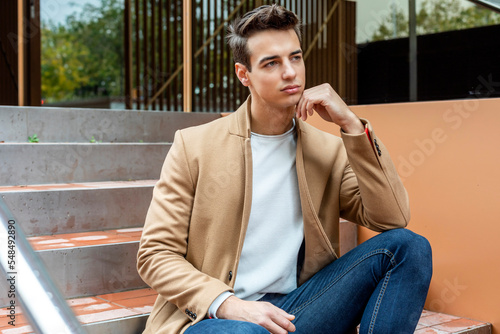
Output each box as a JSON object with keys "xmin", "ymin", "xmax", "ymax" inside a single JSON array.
[{"xmin": 208, "ymin": 122, "xmax": 304, "ymax": 317}]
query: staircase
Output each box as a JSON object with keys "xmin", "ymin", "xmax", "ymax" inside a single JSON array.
[
  {"xmin": 0, "ymin": 105, "xmax": 220, "ymax": 333},
  {"xmin": 0, "ymin": 106, "xmax": 491, "ymax": 333}
]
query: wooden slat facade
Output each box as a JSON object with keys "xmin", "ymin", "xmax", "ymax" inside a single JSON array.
[
  {"xmin": 126, "ymin": 0, "xmax": 356, "ymax": 112},
  {"xmin": 0, "ymin": 0, "xmax": 41, "ymax": 106}
]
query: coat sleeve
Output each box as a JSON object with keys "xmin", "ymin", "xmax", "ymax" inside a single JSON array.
[
  {"xmin": 137, "ymin": 130, "xmax": 232, "ymax": 323},
  {"xmin": 339, "ymin": 119, "xmax": 410, "ymax": 232}
]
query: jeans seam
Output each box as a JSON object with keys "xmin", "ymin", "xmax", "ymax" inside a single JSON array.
[
  {"xmin": 367, "ymin": 269, "xmax": 392, "ymax": 334},
  {"xmin": 290, "ymin": 248, "xmax": 395, "ymax": 316}
]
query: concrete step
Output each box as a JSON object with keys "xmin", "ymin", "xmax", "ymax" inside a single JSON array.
[
  {"xmin": 0, "ymin": 228, "xmax": 146, "ymax": 308},
  {"xmin": 0, "ymin": 180, "xmax": 156, "ymax": 236},
  {"xmin": 0, "ymin": 288, "xmax": 156, "ymax": 334},
  {"xmin": 0, "ymin": 106, "xmax": 221, "ymax": 143},
  {"xmin": 0, "ymin": 143, "xmax": 169, "ymax": 186},
  {"xmin": 30, "ymin": 228, "xmax": 146, "ymax": 299}
]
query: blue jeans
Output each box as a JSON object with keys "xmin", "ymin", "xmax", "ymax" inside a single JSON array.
[{"xmin": 185, "ymin": 228, "xmax": 432, "ymax": 334}]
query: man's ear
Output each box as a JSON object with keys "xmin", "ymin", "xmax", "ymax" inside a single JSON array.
[{"xmin": 235, "ymin": 63, "xmax": 250, "ymax": 87}]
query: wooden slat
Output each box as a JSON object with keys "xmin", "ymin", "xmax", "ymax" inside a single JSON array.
[
  {"xmin": 158, "ymin": 0, "xmax": 163, "ymax": 110},
  {"xmin": 142, "ymin": 0, "xmax": 148, "ymax": 107},
  {"xmin": 183, "ymin": 0, "xmax": 192, "ymax": 112},
  {"xmin": 165, "ymin": 1, "xmax": 171, "ymax": 110},
  {"xmin": 134, "ymin": 0, "xmax": 140, "ymax": 109},
  {"xmin": 18, "ymin": 0, "xmax": 24, "ymax": 106},
  {"xmin": 124, "ymin": 0, "xmax": 133, "ymax": 109}
]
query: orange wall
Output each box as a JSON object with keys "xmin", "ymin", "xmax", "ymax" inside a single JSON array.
[{"xmin": 307, "ymin": 98, "xmax": 500, "ymax": 333}]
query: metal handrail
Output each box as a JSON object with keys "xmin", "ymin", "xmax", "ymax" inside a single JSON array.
[{"xmin": 0, "ymin": 198, "xmax": 86, "ymax": 334}]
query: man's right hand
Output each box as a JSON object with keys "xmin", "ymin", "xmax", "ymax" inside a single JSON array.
[{"xmin": 216, "ymin": 295, "xmax": 296, "ymax": 333}]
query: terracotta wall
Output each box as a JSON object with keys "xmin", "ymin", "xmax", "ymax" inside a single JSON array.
[{"xmin": 306, "ymin": 97, "xmax": 500, "ymax": 333}]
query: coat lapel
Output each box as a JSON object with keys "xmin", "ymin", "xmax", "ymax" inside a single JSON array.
[{"xmin": 295, "ymin": 120, "xmax": 337, "ymax": 285}]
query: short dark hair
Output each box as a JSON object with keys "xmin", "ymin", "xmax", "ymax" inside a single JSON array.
[{"xmin": 227, "ymin": 4, "xmax": 302, "ymax": 71}]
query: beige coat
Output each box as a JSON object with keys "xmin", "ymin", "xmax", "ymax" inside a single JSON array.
[{"xmin": 137, "ymin": 97, "xmax": 410, "ymax": 334}]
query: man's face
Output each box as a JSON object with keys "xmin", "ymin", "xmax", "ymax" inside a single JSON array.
[{"xmin": 236, "ymin": 29, "xmax": 305, "ymax": 110}]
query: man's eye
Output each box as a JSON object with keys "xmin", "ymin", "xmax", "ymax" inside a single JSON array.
[
  {"xmin": 292, "ymin": 55, "xmax": 302, "ymax": 61},
  {"xmin": 265, "ymin": 61, "xmax": 277, "ymax": 67}
]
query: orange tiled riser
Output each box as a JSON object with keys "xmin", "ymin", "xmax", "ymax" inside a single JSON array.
[
  {"xmin": 414, "ymin": 328, "xmax": 450, "ymax": 334},
  {"xmin": 98, "ymin": 288, "xmax": 156, "ymax": 302},
  {"xmin": 77, "ymin": 308, "xmax": 140, "ymax": 324},
  {"xmin": 433, "ymin": 318, "xmax": 490, "ymax": 332},
  {"xmin": 0, "ymin": 312, "xmax": 30, "ymax": 331},
  {"xmin": 0, "ymin": 180, "xmax": 158, "ymax": 193},
  {"xmin": 28, "ymin": 229, "xmax": 142, "ymax": 251},
  {"xmin": 418, "ymin": 312, "xmax": 461, "ymax": 327}
]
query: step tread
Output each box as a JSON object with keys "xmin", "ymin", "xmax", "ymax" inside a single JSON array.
[
  {"xmin": 0, "ymin": 179, "xmax": 157, "ymax": 193},
  {"xmin": 29, "ymin": 227, "xmax": 143, "ymax": 251},
  {"xmin": 414, "ymin": 310, "xmax": 490, "ymax": 333},
  {"xmin": 0, "ymin": 288, "xmax": 156, "ymax": 333}
]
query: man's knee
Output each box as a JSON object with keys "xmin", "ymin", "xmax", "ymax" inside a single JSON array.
[
  {"xmin": 385, "ymin": 228, "xmax": 432, "ymax": 281},
  {"xmin": 384, "ymin": 228, "xmax": 431, "ymax": 254}
]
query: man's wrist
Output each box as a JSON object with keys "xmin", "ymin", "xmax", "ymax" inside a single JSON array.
[
  {"xmin": 340, "ymin": 115, "xmax": 365, "ymax": 134},
  {"xmin": 208, "ymin": 291, "xmax": 234, "ymax": 319}
]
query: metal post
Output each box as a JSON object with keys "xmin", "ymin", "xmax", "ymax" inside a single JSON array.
[
  {"xmin": 0, "ymin": 199, "xmax": 86, "ymax": 334},
  {"xmin": 183, "ymin": 0, "xmax": 193, "ymax": 112},
  {"xmin": 409, "ymin": 0, "xmax": 417, "ymax": 101}
]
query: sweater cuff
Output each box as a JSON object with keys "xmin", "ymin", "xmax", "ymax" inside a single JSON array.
[{"xmin": 208, "ymin": 291, "xmax": 234, "ymax": 319}]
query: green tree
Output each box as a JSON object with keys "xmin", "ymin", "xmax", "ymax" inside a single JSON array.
[
  {"xmin": 41, "ymin": 24, "xmax": 91, "ymax": 102},
  {"xmin": 66, "ymin": 0, "xmax": 124, "ymax": 96},
  {"xmin": 370, "ymin": 0, "xmax": 500, "ymax": 42},
  {"xmin": 41, "ymin": 0, "xmax": 124, "ymax": 102}
]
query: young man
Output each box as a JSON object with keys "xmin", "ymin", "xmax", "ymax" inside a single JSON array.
[{"xmin": 137, "ymin": 5, "xmax": 432, "ymax": 334}]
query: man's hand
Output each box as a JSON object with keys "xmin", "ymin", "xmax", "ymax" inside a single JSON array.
[
  {"xmin": 295, "ymin": 83, "xmax": 364, "ymax": 134},
  {"xmin": 217, "ymin": 295, "xmax": 296, "ymax": 333}
]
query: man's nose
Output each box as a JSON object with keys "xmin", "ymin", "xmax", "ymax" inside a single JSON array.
[{"xmin": 282, "ymin": 61, "xmax": 297, "ymax": 79}]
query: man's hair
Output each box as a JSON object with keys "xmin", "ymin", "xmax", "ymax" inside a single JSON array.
[{"xmin": 227, "ymin": 4, "xmax": 302, "ymax": 71}]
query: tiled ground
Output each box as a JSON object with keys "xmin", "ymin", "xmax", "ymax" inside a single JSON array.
[{"xmin": 0, "ymin": 288, "xmax": 157, "ymax": 333}]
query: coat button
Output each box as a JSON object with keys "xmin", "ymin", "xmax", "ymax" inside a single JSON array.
[
  {"xmin": 185, "ymin": 309, "xmax": 197, "ymax": 320},
  {"xmin": 228, "ymin": 271, "xmax": 233, "ymax": 281}
]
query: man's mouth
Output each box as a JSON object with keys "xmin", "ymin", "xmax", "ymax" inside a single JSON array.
[{"xmin": 281, "ymin": 85, "xmax": 301, "ymax": 94}]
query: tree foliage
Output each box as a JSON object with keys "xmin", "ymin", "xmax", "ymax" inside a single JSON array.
[
  {"xmin": 41, "ymin": 0, "xmax": 124, "ymax": 103},
  {"xmin": 371, "ymin": 0, "xmax": 500, "ymax": 42}
]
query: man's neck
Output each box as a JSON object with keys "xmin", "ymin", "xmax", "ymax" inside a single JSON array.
[{"xmin": 250, "ymin": 103, "xmax": 296, "ymax": 136}]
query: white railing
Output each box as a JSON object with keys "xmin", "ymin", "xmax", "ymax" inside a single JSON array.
[{"xmin": 0, "ymin": 199, "xmax": 86, "ymax": 334}]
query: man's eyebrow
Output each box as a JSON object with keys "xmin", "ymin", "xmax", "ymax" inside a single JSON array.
[
  {"xmin": 258, "ymin": 49, "xmax": 303, "ymax": 65},
  {"xmin": 258, "ymin": 55, "xmax": 279, "ymax": 65}
]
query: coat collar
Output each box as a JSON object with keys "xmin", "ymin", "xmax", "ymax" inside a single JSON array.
[{"xmin": 228, "ymin": 95, "xmax": 305, "ymax": 139}]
